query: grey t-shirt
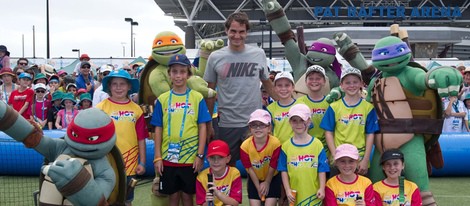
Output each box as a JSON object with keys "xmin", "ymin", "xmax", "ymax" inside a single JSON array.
[{"xmin": 204, "ymin": 45, "xmax": 269, "ymax": 127}]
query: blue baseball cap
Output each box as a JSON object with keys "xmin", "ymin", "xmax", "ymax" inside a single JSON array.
[
  {"xmin": 18, "ymin": 72, "xmax": 32, "ymax": 80},
  {"xmin": 168, "ymin": 54, "xmax": 191, "ymax": 66}
]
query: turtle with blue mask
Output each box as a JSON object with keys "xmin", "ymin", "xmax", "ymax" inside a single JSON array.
[
  {"xmin": 367, "ymin": 36, "xmax": 462, "ymax": 206},
  {"xmin": 0, "ymin": 101, "xmax": 125, "ymax": 205}
]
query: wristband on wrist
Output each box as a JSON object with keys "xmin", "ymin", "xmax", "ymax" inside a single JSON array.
[{"xmin": 153, "ymin": 157, "xmax": 163, "ymax": 163}]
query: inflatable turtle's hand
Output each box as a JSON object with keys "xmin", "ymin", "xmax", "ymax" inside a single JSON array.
[
  {"xmin": 262, "ymin": 0, "xmax": 281, "ymax": 13},
  {"xmin": 196, "ymin": 39, "xmax": 225, "ymax": 77},
  {"xmin": 42, "ymin": 158, "xmax": 107, "ymax": 205},
  {"xmin": 325, "ymin": 87, "xmax": 344, "ymax": 103},
  {"xmin": 187, "ymin": 76, "xmax": 216, "ymax": 98},
  {"xmin": 426, "ymin": 66, "xmax": 463, "ymax": 97},
  {"xmin": 333, "ymin": 32, "xmax": 354, "ymax": 55},
  {"xmin": 200, "ymin": 39, "xmax": 224, "ymax": 55}
]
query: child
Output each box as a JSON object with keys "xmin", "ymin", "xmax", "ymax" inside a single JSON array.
[
  {"xmin": 442, "ymin": 96, "xmax": 468, "ymax": 132},
  {"xmin": 196, "ymin": 140, "xmax": 242, "ymax": 206},
  {"xmin": 150, "ymin": 54, "xmax": 211, "ymax": 206},
  {"xmin": 31, "ymin": 83, "xmax": 51, "ymax": 129},
  {"xmin": 320, "ymin": 68, "xmax": 379, "ymax": 175},
  {"xmin": 277, "ymin": 104, "xmax": 329, "ymax": 206},
  {"xmin": 373, "ymin": 149, "xmax": 422, "ymax": 206},
  {"xmin": 240, "ymin": 109, "xmax": 281, "ymax": 206},
  {"xmin": 55, "ymin": 92, "xmax": 79, "ymax": 130},
  {"xmin": 66, "ymin": 83, "xmax": 77, "ymax": 96},
  {"xmin": 78, "ymin": 93, "xmax": 93, "ymax": 110},
  {"xmin": 267, "ymin": 71, "xmax": 300, "ymax": 144},
  {"xmin": 297, "ymin": 65, "xmax": 331, "ymax": 160},
  {"xmin": 8, "ymin": 72, "xmax": 34, "ymax": 119},
  {"xmin": 325, "ymin": 144, "xmax": 376, "ymax": 206},
  {"xmin": 0, "ymin": 68, "xmax": 16, "ymax": 104},
  {"xmin": 464, "ymin": 94, "xmax": 470, "ymax": 129},
  {"xmin": 47, "ymin": 91, "xmax": 63, "ymax": 130},
  {"xmin": 48, "ymin": 74, "xmax": 60, "ymax": 94},
  {"xmin": 96, "ymin": 69, "xmax": 147, "ymax": 206}
]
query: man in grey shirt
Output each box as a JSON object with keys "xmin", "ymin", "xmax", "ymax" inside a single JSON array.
[{"xmin": 204, "ymin": 12, "xmax": 278, "ymax": 164}]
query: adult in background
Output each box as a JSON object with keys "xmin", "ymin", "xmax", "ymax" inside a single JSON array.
[
  {"xmin": 203, "ymin": 12, "xmax": 278, "ymax": 165},
  {"xmin": 0, "ymin": 45, "xmax": 11, "ymax": 70},
  {"xmin": 73, "ymin": 54, "xmax": 91, "ymax": 76},
  {"xmin": 75, "ymin": 61, "xmax": 95, "ymax": 99},
  {"xmin": 16, "ymin": 58, "xmax": 29, "ymax": 69},
  {"xmin": 93, "ymin": 64, "xmax": 114, "ymax": 106}
]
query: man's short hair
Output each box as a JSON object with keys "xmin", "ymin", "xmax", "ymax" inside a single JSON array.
[
  {"xmin": 224, "ymin": 12, "xmax": 250, "ymax": 30},
  {"xmin": 17, "ymin": 58, "xmax": 28, "ymax": 64}
]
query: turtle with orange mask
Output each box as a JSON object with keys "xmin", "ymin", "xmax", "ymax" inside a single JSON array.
[{"xmin": 139, "ymin": 31, "xmax": 223, "ymax": 108}]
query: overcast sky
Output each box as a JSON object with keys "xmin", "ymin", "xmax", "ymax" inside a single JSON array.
[{"xmin": 3, "ymin": 0, "xmax": 185, "ymax": 59}]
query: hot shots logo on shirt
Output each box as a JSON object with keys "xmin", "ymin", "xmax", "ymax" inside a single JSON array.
[
  {"xmin": 288, "ymin": 154, "xmax": 317, "ymax": 167},
  {"xmin": 274, "ymin": 111, "xmax": 289, "ymax": 122},
  {"xmin": 216, "ymin": 185, "xmax": 230, "ymax": 195},
  {"xmin": 339, "ymin": 113, "xmax": 364, "ymax": 125},
  {"xmin": 311, "ymin": 108, "xmax": 326, "ymax": 118},
  {"xmin": 337, "ymin": 191, "xmax": 361, "ymax": 203},
  {"xmin": 252, "ymin": 156, "xmax": 271, "ymax": 169},
  {"xmin": 110, "ymin": 110, "xmax": 136, "ymax": 122},
  {"xmin": 383, "ymin": 194, "xmax": 409, "ymax": 205},
  {"xmin": 167, "ymin": 102, "xmax": 192, "ymax": 113}
]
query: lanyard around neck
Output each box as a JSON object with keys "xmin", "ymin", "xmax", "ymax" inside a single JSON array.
[
  {"xmin": 63, "ymin": 108, "xmax": 74, "ymax": 128},
  {"xmin": 167, "ymin": 89, "xmax": 190, "ymax": 139},
  {"xmin": 33, "ymin": 98, "xmax": 46, "ymax": 121}
]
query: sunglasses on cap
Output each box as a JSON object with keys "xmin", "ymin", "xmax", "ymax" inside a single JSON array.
[
  {"xmin": 36, "ymin": 90, "xmax": 46, "ymax": 93},
  {"xmin": 17, "ymin": 72, "xmax": 23, "ymax": 76}
]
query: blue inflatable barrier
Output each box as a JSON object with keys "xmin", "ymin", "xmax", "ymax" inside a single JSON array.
[
  {"xmin": 4, "ymin": 130, "xmax": 464, "ymax": 177},
  {"xmin": 431, "ymin": 133, "xmax": 470, "ymax": 177}
]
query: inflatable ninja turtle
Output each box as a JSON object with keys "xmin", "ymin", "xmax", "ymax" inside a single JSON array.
[
  {"xmin": 138, "ymin": 31, "xmax": 223, "ymax": 107},
  {"xmin": 0, "ymin": 101, "xmax": 125, "ymax": 205},
  {"xmin": 261, "ymin": 0, "xmax": 344, "ymax": 95},
  {"xmin": 366, "ymin": 36, "xmax": 462, "ymax": 206}
]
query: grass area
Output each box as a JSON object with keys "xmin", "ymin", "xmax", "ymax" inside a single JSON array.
[{"xmin": 1, "ymin": 176, "xmax": 469, "ymax": 205}]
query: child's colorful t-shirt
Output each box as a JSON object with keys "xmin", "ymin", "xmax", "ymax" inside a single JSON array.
[
  {"xmin": 320, "ymin": 98, "xmax": 379, "ymax": 158},
  {"xmin": 47, "ymin": 105, "xmax": 62, "ymax": 129},
  {"xmin": 196, "ymin": 166, "xmax": 242, "ymax": 206},
  {"xmin": 32, "ymin": 99, "xmax": 51, "ymax": 122},
  {"xmin": 297, "ymin": 95, "xmax": 329, "ymax": 153},
  {"xmin": 325, "ymin": 175, "xmax": 376, "ymax": 206},
  {"xmin": 96, "ymin": 98, "xmax": 148, "ymax": 175},
  {"xmin": 150, "ymin": 89, "xmax": 211, "ymax": 165},
  {"xmin": 277, "ymin": 137, "xmax": 330, "ymax": 206},
  {"xmin": 240, "ymin": 135, "xmax": 281, "ymax": 181},
  {"xmin": 56, "ymin": 108, "xmax": 79, "ymax": 128},
  {"xmin": 8, "ymin": 88, "xmax": 34, "ymax": 119},
  {"xmin": 267, "ymin": 99, "xmax": 301, "ymax": 143},
  {"xmin": 373, "ymin": 180, "xmax": 422, "ymax": 206}
]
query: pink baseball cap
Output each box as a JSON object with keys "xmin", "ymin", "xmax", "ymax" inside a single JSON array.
[
  {"xmin": 335, "ymin": 144, "xmax": 359, "ymax": 160},
  {"xmin": 57, "ymin": 70, "xmax": 68, "ymax": 76},
  {"xmin": 288, "ymin": 104, "xmax": 311, "ymax": 121},
  {"xmin": 207, "ymin": 140, "xmax": 230, "ymax": 157},
  {"xmin": 248, "ymin": 109, "xmax": 271, "ymax": 125}
]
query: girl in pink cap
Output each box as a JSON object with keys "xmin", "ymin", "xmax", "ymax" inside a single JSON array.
[
  {"xmin": 240, "ymin": 109, "xmax": 281, "ymax": 206},
  {"xmin": 325, "ymin": 144, "xmax": 376, "ymax": 206}
]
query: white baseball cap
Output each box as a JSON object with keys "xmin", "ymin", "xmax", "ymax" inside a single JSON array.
[
  {"xmin": 306, "ymin": 65, "xmax": 326, "ymax": 77},
  {"xmin": 33, "ymin": 83, "xmax": 47, "ymax": 91},
  {"xmin": 274, "ymin": 71, "xmax": 294, "ymax": 85},
  {"xmin": 340, "ymin": 67, "xmax": 362, "ymax": 82}
]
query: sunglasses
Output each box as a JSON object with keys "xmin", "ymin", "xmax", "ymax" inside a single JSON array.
[
  {"xmin": 81, "ymin": 66, "xmax": 91, "ymax": 69},
  {"xmin": 36, "ymin": 90, "xmax": 46, "ymax": 93},
  {"xmin": 17, "ymin": 72, "xmax": 23, "ymax": 76},
  {"xmin": 19, "ymin": 63, "xmax": 28, "ymax": 66},
  {"xmin": 124, "ymin": 69, "xmax": 131, "ymax": 71}
]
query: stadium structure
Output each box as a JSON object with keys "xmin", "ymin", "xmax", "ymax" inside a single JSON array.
[{"xmin": 154, "ymin": 0, "xmax": 470, "ymax": 60}]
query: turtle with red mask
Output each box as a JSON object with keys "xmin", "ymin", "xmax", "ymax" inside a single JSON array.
[
  {"xmin": 139, "ymin": 31, "xmax": 223, "ymax": 107},
  {"xmin": 0, "ymin": 101, "xmax": 124, "ymax": 205}
]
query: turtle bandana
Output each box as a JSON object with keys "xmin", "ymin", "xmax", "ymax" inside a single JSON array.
[
  {"xmin": 67, "ymin": 119, "xmax": 115, "ymax": 145},
  {"xmin": 307, "ymin": 42, "xmax": 336, "ymax": 55},
  {"xmin": 371, "ymin": 42, "xmax": 411, "ymax": 61}
]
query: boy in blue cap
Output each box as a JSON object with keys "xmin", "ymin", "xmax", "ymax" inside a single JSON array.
[{"xmin": 8, "ymin": 72, "xmax": 34, "ymax": 119}]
